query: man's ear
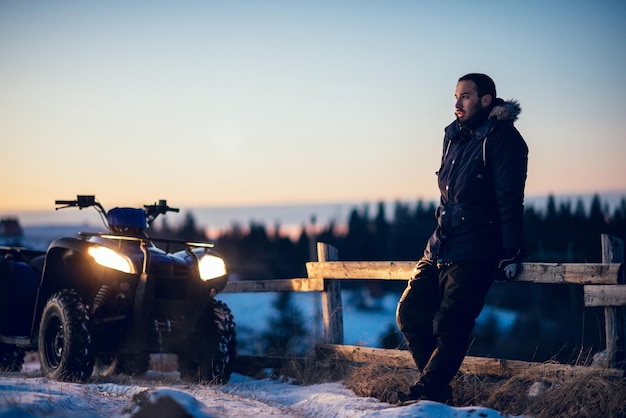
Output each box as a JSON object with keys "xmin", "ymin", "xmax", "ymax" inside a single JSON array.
[{"xmin": 481, "ymin": 94, "xmax": 493, "ymax": 108}]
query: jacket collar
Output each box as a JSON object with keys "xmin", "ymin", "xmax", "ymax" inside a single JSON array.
[{"xmin": 444, "ymin": 99, "xmax": 521, "ymax": 141}]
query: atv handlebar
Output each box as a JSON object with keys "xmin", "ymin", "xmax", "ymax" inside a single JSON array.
[
  {"xmin": 55, "ymin": 195, "xmax": 100, "ymax": 210},
  {"xmin": 144, "ymin": 200, "xmax": 179, "ymax": 214},
  {"xmin": 144, "ymin": 200, "xmax": 179, "ymax": 224},
  {"xmin": 54, "ymin": 200, "xmax": 76, "ymax": 206},
  {"xmin": 55, "ymin": 195, "xmax": 180, "ymax": 226},
  {"xmin": 55, "ymin": 200, "xmax": 76, "ymax": 205}
]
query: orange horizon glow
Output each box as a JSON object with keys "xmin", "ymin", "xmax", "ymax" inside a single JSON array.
[{"xmin": 2, "ymin": 2, "xmax": 625, "ymax": 218}]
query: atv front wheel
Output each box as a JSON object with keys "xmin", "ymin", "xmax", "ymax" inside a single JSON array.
[
  {"xmin": 0, "ymin": 344, "xmax": 25, "ymax": 372},
  {"xmin": 179, "ymin": 299, "xmax": 237, "ymax": 384},
  {"xmin": 38, "ymin": 290, "xmax": 94, "ymax": 381}
]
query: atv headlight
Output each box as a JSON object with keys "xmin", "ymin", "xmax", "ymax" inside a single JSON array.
[
  {"xmin": 88, "ymin": 246, "xmax": 134, "ymax": 274},
  {"xmin": 198, "ymin": 254, "xmax": 227, "ymax": 281}
]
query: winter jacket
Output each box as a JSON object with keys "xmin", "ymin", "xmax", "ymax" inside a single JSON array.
[{"xmin": 424, "ymin": 100, "xmax": 528, "ymax": 264}]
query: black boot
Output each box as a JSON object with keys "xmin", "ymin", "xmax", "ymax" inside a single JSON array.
[
  {"xmin": 397, "ymin": 383, "xmax": 427, "ymax": 405},
  {"xmin": 397, "ymin": 382, "xmax": 452, "ymax": 405}
]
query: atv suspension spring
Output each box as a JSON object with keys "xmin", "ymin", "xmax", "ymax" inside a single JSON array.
[
  {"xmin": 154, "ymin": 320, "xmax": 164, "ymax": 353},
  {"xmin": 92, "ymin": 285, "xmax": 114, "ymax": 314},
  {"xmin": 153, "ymin": 320, "xmax": 172, "ymax": 354}
]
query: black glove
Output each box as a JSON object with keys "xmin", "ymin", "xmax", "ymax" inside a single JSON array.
[
  {"xmin": 411, "ymin": 257, "xmax": 437, "ymax": 281},
  {"xmin": 497, "ymin": 249, "xmax": 523, "ymax": 281}
]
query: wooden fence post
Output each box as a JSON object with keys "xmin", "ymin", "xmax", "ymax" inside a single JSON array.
[
  {"xmin": 318, "ymin": 242, "xmax": 343, "ymax": 344},
  {"xmin": 602, "ymin": 234, "xmax": 625, "ymax": 369}
]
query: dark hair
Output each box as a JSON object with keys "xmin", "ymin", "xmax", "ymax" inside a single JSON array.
[{"xmin": 458, "ymin": 73, "xmax": 497, "ymax": 98}]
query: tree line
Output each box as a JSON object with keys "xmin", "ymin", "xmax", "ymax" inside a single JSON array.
[
  {"xmin": 153, "ymin": 193, "xmax": 626, "ymax": 363},
  {"xmin": 155, "ymin": 193, "xmax": 626, "ymax": 281}
]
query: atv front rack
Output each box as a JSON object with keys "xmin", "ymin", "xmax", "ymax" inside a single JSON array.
[
  {"xmin": 78, "ymin": 232, "xmax": 215, "ymax": 275},
  {"xmin": 78, "ymin": 232, "xmax": 214, "ymax": 251}
]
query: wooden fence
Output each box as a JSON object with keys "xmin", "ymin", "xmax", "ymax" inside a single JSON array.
[{"xmin": 224, "ymin": 234, "xmax": 625, "ymax": 379}]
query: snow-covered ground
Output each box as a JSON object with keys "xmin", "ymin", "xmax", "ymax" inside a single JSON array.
[
  {"xmin": 0, "ymin": 367, "xmax": 518, "ymax": 418},
  {"xmin": 219, "ymin": 290, "xmax": 516, "ymax": 355},
  {"xmin": 0, "ymin": 289, "xmax": 521, "ymax": 417}
]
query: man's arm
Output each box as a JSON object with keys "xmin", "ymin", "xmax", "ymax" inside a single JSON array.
[{"xmin": 490, "ymin": 124, "xmax": 529, "ymax": 279}]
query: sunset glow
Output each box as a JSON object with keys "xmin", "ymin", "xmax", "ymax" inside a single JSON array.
[{"xmin": 1, "ymin": 1, "xmax": 625, "ymax": 214}]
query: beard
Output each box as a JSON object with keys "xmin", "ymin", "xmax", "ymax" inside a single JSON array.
[{"xmin": 456, "ymin": 103, "xmax": 490, "ymax": 130}]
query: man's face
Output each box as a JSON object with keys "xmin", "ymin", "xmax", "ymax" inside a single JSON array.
[{"xmin": 454, "ymin": 80, "xmax": 486, "ymax": 123}]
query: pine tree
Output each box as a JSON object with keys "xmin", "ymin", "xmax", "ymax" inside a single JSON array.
[{"xmin": 261, "ymin": 293, "xmax": 308, "ymax": 356}]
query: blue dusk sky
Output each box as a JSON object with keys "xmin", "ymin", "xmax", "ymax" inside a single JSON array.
[{"xmin": 1, "ymin": 0, "xmax": 625, "ymax": 211}]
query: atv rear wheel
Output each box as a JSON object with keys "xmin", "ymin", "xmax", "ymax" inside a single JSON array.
[
  {"xmin": 38, "ymin": 290, "xmax": 94, "ymax": 381},
  {"xmin": 179, "ymin": 299, "xmax": 237, "ymax": 384},
  {"xmin": 0, "ymin": 344, "xmax": 25, "ymax": 372}
]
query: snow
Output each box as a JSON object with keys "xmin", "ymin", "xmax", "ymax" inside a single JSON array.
[
  {"xmin": 0, "ymin": 288, "xmax": 523, "ymax": 417},
  {"xmin": 218, "ymin": 290, "xmax": 516, "ymax": 354},
  {"xmin": 1, "ymin": 277, "xmax": 522, "ymax": 417},
  {"xmin": 0, "ymin": 369, "xmax": 518, "ymax": 418}
]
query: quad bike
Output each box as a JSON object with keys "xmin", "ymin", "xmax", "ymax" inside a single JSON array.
[{"xmin": 0, "ymin": 195, "xmax": 236, "ymax": 383}]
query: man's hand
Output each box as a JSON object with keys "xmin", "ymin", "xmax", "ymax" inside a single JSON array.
[
  {"xmin": 501, "ymin": 263, "xmax": 518, "ymax": 279},
  {"xmin": 497, "ymin": 249, "xmax": 522, "ymax": 281}
]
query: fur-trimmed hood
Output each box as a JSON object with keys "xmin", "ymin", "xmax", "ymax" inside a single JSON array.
[
  {"xmin": 445, "ymin": 98, "xmax": 522, "ymax": 140},
  {"xmin": 488, "ymin": 99, "xmax": 521, "ymax": 122}
]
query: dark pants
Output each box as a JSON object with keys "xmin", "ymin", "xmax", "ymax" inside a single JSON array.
[{"xmin": 396, "ymin": 258, "xmax": 495, "ymax": 396}]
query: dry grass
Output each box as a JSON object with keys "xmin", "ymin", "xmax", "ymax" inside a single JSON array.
[
  {"xmin": 269, "ymin": 356, "xmax": 352, "ymax": 385},
  {"xmin": 14, "ymin": 349, "xmax": 626, "ymax": 416},
  {"xmin": 341, "ymin": 363, "xmax": 626, "ymax": 418},
  {"xmin": 343, "ymin": 364, "xmax": 417, "ymax": 404}
]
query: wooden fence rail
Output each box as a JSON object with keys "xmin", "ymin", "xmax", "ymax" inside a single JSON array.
[{"xmin": 224, "ymin": 234, "xmax": 625, "ymax": 378}]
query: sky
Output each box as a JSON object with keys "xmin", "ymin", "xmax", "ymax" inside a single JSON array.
[{"xmin": 1, "ymin": 0, "xmax": 625, "ymax": 213}]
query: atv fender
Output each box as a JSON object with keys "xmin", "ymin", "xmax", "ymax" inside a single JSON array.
[{"xmin": 30, "ymin": 237, "xmax": 111, "ymax": 337}]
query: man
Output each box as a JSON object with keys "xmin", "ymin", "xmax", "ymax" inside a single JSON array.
[{"xmin": 396, "ymin": 73, "xmax": 528, "ymax": 404}]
